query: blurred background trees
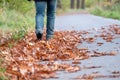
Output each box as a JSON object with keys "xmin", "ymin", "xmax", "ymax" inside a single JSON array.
[
  {"xmin": 0, "ymin": 0, "xmax": 119, "ymax": 12},
  {"xmin": 70, "ymin": 0, "xmax": 85, "ymax": 9}
]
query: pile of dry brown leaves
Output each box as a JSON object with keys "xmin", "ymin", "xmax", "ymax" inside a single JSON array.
[{"xmin": 0, "ymin": 25, "xmax": 120, "ymax": 80}]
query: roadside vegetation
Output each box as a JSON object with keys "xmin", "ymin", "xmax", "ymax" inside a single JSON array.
[
  {"xmin": 0, "ymin": 0, "xmax": 33, "ymax": 39},
  {"xmin": 89, "ymin": 0, "xmax": 120, "ymax": 20}
]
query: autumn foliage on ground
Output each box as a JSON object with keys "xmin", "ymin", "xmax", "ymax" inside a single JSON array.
[{"xmin": 0, "ymin": 25, "xmax": 120, "ymax": 80}]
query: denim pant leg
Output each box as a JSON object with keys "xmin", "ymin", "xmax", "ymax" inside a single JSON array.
[
  {"xmin": 35, "ymin": 1, "xmax": 46, "ymax": 34},
  {"xmin": 46, "ymin": 0, "xmax": 57, "ymax": 39}
]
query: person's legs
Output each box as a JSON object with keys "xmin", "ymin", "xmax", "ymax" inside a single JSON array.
[
  {"xmin": 46, "ymin": 0, "xmax": 57, "ymax": 40},
  {"xmin": 35, "ymin": 0, "xmax": 47, "ymax": 39}
]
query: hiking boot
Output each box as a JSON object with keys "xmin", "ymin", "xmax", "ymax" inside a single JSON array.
[{"xmin": 36, "ymin": 33, "xmax": 43, "ymax": 40}]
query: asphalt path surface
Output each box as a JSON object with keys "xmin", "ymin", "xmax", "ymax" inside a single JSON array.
[{"xmin": 52, "ymin": 14, "xmax": 120, "ymax": 80}]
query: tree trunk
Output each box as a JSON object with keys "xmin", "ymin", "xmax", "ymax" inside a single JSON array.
[
  {"xmin": 57, "ymin": 0, "xmax": 62, "ymax": 9},
  {"xmin": 76, "ymin": 0, "xmax": 80, "ymax": 9},
  {"xmin": 70, "ymin": 0, "xmax": 75, "ymax": 9},
  {"xmin": 81, "ymin": 0, "xmax": 85, "ymax": 9}
]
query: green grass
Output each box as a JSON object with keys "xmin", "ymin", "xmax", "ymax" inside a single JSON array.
[
  {"xmin": 90, "ymin": 4, "xmax": 120, "ymax": 20},
  {"xmin": 0, "ymin": 0, "xmax": 35, "ymax": 36},
  {"xmin": 0, "ymin": 8, "xmax": 35, "ymax": 31},
  {"xmin": 0, "ymin": 6, "xmax": 35, "ymax": 41}
]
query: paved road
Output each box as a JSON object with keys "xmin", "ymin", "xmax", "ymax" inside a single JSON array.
[
  {"xmin": 53, "ymin": 14, "xmax": 120, "ymax": 80},
  {"xmin": 55, "ymin": 14, "xmax": 120, "ymax": 31}
]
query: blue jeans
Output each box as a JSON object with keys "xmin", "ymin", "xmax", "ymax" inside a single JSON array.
[{"xmin": 35, "ymin": 0, "xmax": 57, "ymax": 40}]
